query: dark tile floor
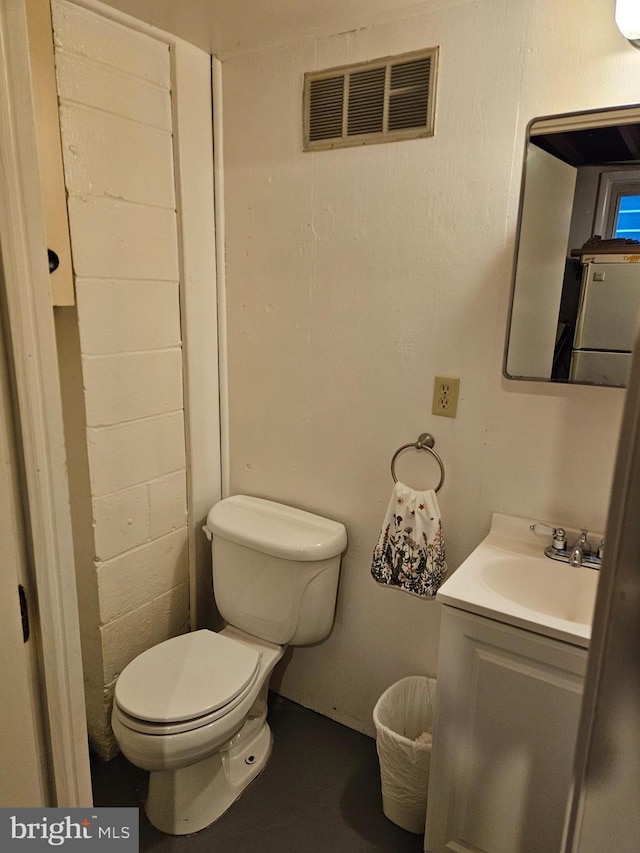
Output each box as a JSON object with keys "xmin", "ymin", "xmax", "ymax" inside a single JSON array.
[{"xmin": 91, "ymin": 693, "xmax": 425, "ymax": 853}]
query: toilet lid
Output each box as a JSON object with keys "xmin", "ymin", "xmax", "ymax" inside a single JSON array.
[
  {"xmin": 114, "ymin": 630, "xmax": 261, "ymax": 724},
  {"xmin": 113, "ymin": 666, "xmax": 260, "ymax": 735}
]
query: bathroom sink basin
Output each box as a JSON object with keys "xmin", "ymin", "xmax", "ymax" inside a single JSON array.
[
  {"xmin": 481, "ymin": 554, "xmax": 597, "ymax": 625},
  {"xmin": 436, "ymin": 513, "xmax": 600, "ymax": 648}
]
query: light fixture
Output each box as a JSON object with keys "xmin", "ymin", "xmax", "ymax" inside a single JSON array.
[{"xmin": 616, "ymin": 0, "xmax": 640, "ymax": 48}]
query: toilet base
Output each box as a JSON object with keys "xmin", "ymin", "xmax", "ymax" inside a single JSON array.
[{"xmin": 145, "ymin": 716, "xmax": 273, "ymax": 835}]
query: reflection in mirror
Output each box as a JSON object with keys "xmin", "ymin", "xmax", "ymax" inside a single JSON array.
[{"xmin": 505, "ymin": 106, "xmax": 640, "ymax": 388}]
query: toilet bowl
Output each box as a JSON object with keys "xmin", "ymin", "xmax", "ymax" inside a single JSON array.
[
  {"xmin": 112, "ymin": 626, "xmax": 283, "ymax": 834},
  {"xmin": 111, "ymin": 495, "xmax": 347, "ymax": 835}
]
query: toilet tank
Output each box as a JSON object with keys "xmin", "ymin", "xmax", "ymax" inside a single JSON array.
[{"xmin": 206, "ymin": 496, "xmax": 347, "ymax": 646}]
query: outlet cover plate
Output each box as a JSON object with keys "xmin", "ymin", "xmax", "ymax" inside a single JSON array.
[{"xmin": 432, "ymin": 375, "xmax": 460, "ymax": 418}]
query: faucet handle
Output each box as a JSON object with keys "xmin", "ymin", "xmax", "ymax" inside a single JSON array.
[
  {"xmin": 530, "ymin": 522, "xmax": 555, "ymax": 536},
  {"xmin": 530, "ymin": 522, "xmax": 567, "ymax": 550}
]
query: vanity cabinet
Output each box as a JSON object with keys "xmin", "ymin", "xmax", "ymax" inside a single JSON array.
[{"xmin": 425, "ymin": 606, "xmax": 587, "ymax": 853}]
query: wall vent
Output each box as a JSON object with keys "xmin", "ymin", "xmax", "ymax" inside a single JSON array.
[{"xmin": 303, "ymin": 48, "xmax": 438, "ymax": 152}]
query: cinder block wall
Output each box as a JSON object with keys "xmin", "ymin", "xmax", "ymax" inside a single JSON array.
[{"xmin": 52, "ymin": 0, "xmax": 189, "ymax": 759}]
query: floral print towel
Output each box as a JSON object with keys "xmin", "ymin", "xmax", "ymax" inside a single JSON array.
[{"xmin": 371, "ymin": 482, "xmax": 447, "ymax": 598}]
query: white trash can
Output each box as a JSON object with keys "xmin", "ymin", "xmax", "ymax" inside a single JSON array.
[{"xmin": 373, "ymin": 675, "xmax": 436, "ymax": 834}]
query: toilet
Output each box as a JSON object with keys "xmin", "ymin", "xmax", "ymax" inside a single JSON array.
[{"xmin": 111, "ymin": 495, "xmax": 347, "ymax": 835}]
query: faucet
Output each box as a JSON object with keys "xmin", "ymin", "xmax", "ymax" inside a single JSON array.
[
  {"xmin": 530, "ymin": 522, "xmax": 602, "ymax": 570},
  {"xmin": 569, "ymin": 530, "xmax": 592, "ymax": 567}
]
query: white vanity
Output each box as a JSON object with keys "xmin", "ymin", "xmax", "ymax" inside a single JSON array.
[{"xmin": 425, "ymin": 513, "xmax": 600, "ymax": 853}]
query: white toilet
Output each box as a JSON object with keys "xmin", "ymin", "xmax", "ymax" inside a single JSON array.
[{"xmin": 111, "ymin": 495, "xmax": 347, "ymax": 835}]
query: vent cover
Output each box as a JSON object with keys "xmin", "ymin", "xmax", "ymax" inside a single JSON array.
[{"xmin": 304, "ymin": 48, "xmax": 438, "ymax": 151}]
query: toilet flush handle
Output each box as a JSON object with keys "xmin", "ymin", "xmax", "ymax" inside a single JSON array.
[{"xmin": 202, "ymin": 525, "xmax": 213, "ymax": 542}]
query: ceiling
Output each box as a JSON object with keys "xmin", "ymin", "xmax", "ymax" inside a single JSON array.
[
  {"xmin": 98, "ymin": 0, "xmax": 449, "ymax": 58},
  {"xmin": 532, "ymin": 124, "xmax": 640, "ymax": 167}
]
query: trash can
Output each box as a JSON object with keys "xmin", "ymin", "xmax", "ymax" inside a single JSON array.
[{"xmin": 373, "ymin": 675, "xmax": 436, "ymax": 834}]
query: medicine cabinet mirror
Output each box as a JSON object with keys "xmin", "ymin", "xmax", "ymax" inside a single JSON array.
[{"xmin": 504, "ymin": 105, "xmax": 640, "ymax": 388}]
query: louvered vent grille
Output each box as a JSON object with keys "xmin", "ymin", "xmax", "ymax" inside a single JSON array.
[
  {"xmin": 388, "ymin": 58, "xmax": 431, "ymax": 131},
  {"xmin": 347, "ymin": 67, "xmax": 385, "ymax": 136},
  {"xmin": 308, "ymin": 76, "xmax": 344, "ymax": 142},
  {"xmin": 304, "ymin": 48, "xmax": 438, "ymax": 151}
]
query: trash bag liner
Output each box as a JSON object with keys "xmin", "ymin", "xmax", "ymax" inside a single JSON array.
[{"xmin": 373, "ymin": 675, "xmax": 436, "ymax": 834}]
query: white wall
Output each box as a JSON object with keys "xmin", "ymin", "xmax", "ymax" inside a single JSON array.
[
  {"xmin": 221, "ymin": 0, "xmax": 634, "ymax": 735},
  {"xmin": 53, "ymin": 0, "xmax": 189, "ymax": 757}
]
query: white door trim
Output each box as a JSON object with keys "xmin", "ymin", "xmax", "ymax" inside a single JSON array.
[{"xmin": 0, "ymin": 0, "xmax": 91, "ymax": 806}]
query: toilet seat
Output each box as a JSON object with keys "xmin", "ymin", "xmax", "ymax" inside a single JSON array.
[
  {"xmin": 114, "ymin": 665, "xmax": 260, "ymax": 735},
  {"xmin": 114, "ymin": 630, "xmax": 262, "ymax": 731}
]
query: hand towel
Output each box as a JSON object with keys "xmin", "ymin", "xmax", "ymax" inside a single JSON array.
[{"xmin": 371, "ymin": 482, "xmax": 447, "ymax": 598}]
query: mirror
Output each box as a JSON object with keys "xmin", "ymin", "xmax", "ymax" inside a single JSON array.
[{"xmin": 505, "ymin": 105, "xmax": 640, "ymax": 387}]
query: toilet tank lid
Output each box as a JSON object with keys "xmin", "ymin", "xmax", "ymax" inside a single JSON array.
[{"xmin": 206, "ymin": 495, "xmax": 347, "ymax": 561}]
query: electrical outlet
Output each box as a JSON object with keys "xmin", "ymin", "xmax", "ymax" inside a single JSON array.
[{"xmin": 432, "ymin": 376, "xmax": 460, "ymax": 418}]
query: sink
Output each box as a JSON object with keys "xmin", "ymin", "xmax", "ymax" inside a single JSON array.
[
  {"xmin": 436, "ymin": 513, "xmax": 601, "ymax": 647},
  {"xmin": 481, "ymin": 554, "xmax": 597, "ymax": 624}
]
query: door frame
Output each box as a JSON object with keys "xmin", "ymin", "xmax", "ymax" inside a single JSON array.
[{"xmin": 0, "ymin": 0, "xmax": 92, "ymax": 806}]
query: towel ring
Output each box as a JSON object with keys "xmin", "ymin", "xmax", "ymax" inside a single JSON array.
[{"xmin": 390, "ymin": 433, "xmax": 445, "ymax": 492}]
